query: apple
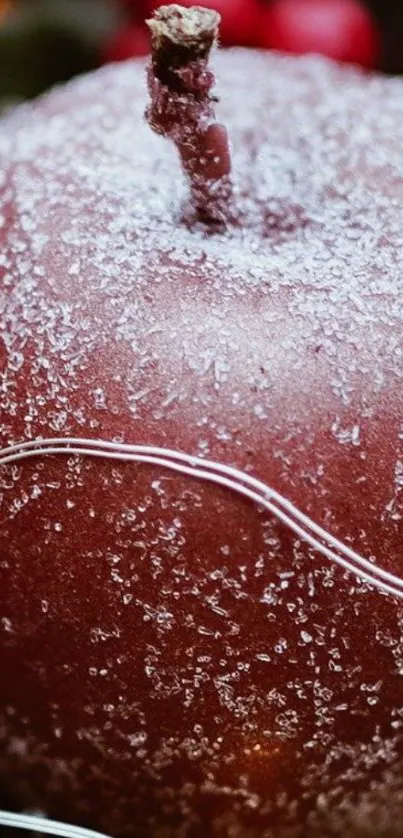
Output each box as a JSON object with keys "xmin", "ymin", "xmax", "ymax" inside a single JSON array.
[{"xmin": 1, "ymin": 30, "xmax": 403, "ymax": 838}]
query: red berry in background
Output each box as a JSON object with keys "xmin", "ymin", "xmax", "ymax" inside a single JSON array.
[
  {"xmin": 258, "ymin": 0, "xmax": 381, "ymax": 69},
  {"xmin": 103, "ymin": 22, "xmax": 150, "ymax": 62},
  {"xmin": 148, "ymin": 0, "xmax": 261, "ymax": 46},
  {"xmin": 120, "ymin": 0, "xmax": 149, "ymax": 18},
  {"xmin": 0, "ymin": 0, "xmax": 10, "ymax": 25}
]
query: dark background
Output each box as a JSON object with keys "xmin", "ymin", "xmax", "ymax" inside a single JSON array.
[{"xmin": 0, "ymin": 0, "xmax": 403, "ymax": 113}]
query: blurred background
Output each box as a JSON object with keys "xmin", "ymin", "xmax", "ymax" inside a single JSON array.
[{"xmin": 0, "ymin": 0, "xmax": 402, "ymax": 112}]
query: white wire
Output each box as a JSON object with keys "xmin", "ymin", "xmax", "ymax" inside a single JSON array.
[
  {"xmin": 0, "ymin": 438, "xmax": 402, "ymax": 833},
  {"xmin": 1, "ymin": 437, "xmax": 403, "ymax": 599},
  {"xmin": 0, "ymin": 810, "xmax": 112, "ymax": 838}
]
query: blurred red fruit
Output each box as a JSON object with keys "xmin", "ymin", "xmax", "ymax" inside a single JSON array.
[
  {"xmin": 120, "ymin": 0, "xmax": 149, "ymax": 18},
  {"xmin": 147, "ymin": 0, "xmax": 261, "ymax": 46},
  {"xmin": 103, "ymin": 22, "xmax": 149, "ymax": 62},
  {"xmin": 258, "ymin": 0, "xmax": 380, "ymax": 68},
  {"xmin": 0, "ymin": 0, "xmax": 11, "ymax": 25}
]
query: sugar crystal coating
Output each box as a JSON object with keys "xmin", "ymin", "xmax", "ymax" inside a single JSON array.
[{"xmin": 1, "ymin": 51, "xmax": 403, "ymax": 837}]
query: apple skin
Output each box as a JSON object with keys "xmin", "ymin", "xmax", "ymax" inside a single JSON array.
[{"xmin": 1, "ymin": 52, "xmax": 403, "ymax": 837}]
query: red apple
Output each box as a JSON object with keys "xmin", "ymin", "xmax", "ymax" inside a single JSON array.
[
  {"xmin": 258, "ymin": 0, "xmax": 381, "ymax": 68},
  {"xmin": 1, "ymin": 47, "xmax": 403, "ymax": 838}
]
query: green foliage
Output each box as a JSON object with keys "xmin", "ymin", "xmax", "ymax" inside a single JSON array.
[{"xmin": 0, "ymin": 0, "xmax": 124, "ymax": 103}]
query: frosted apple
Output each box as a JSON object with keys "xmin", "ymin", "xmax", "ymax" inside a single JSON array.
[{"xmin": 1, "ymin": 6, "xmax": 403, "ymax": 838}]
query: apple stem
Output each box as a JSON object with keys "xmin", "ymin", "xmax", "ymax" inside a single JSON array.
[{"xmin": 145, "ymin": 4, "xmax": 232, "ymax": 224}]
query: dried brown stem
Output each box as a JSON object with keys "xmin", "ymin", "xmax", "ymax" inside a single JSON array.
[{"xmin": 145, "ymin": 4, "xmax": 232, "ymax": 224}]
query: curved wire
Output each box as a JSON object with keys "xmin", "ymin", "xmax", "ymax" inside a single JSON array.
[
  {"xmin": 0, "ymin": 810, "xmax": 112, "ymax": 838},
  {"xmin": 1, "ymin": 437, "xmax": 403, "ymax": 598}
]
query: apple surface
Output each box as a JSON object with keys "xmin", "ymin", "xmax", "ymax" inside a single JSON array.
[{"xmin": 1, "ymin": 51, "xmax": 403, "ymax": 837}]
